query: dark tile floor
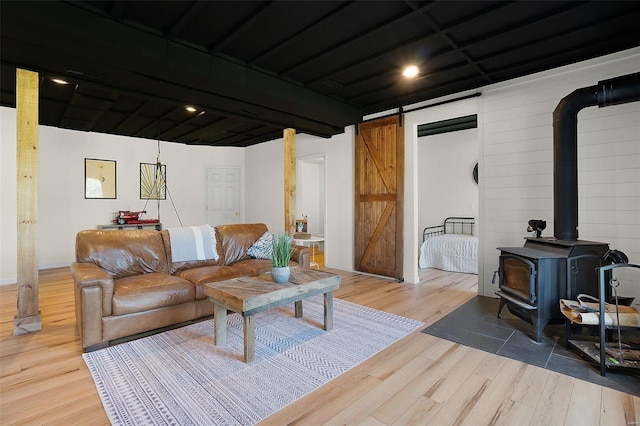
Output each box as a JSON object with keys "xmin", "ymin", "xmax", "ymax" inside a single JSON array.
[{"xmin": 422, "ymin": 296, "xmax": 640, "ymax": 397}]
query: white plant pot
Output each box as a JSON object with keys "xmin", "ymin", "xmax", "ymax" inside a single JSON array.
[{"xmin": 271, "ymin": 266, "xmax": 290, "ymax": 283}]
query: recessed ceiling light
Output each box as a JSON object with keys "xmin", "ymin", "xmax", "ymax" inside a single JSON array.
[
  {"xmin": 402, "ymin": 65, "xmax": 419, "ymax": 78},
  {"xmin": 185, "ymin": 105, "xmax": 197, "ymax": 113},
  {"xmin": 51, "ymin": 78, "xmax": 69, "ymax": 85}
]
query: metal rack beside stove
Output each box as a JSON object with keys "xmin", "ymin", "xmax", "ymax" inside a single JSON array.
[{"xmin": 565, "ymin": 263, "xmax": 640, "ymax": 377}]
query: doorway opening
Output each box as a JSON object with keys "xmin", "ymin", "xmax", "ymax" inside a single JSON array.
[{"xmin": 297, "ymin": 154, "xmax": 326, "ymax": 267}]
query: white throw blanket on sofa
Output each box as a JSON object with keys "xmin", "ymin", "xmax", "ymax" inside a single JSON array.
[{"xmin": 168, "ymin": 225, "xmax": 218, "ymax": 262}]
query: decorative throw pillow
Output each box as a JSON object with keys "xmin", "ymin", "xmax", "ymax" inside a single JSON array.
[{"xmin": 247, "ymin": 231, "xmax": 274, "ymax": 259}]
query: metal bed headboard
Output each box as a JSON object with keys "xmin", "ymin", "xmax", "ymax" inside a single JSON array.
[{"xmin": 422, "ymin": 217, "xmax": 475, "ymax": 242}]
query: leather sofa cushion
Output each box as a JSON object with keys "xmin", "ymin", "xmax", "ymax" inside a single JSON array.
[
  {"xmin": 175, "ymin": 265, "xmax": 254, "ymax": 300},
  {"xmin": 216, "ymin": 223, "xmax": 268, "ymax": 266},
  {"xmin": 76, "ymin": 230, "xmax": 168, "ymax": 279},
  {"xmin": 112, "ymin": 273, "xmax": 195, "ymax": 316},
  {"xmin": 176, "ymin": 259, "xmax": 296, "ymax": 300},
  {"xmin": 231, "ymin": 258, "xmax": 275, "ymax": 276}
]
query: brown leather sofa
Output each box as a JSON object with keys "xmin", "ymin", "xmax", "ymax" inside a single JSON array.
[{"xmin": 71, "ymin": 223, "xmax": 309, "ymax": 351}]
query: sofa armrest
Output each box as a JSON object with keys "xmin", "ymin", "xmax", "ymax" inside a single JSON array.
[
  {"xmin": 71, "ymin": 262, "xmax": 114, "ymax": 315},
  {"xmin": 292, "ymin": 245, "xmax": 310, "ymax": 268},
  {"xmin": 70, "ymin": 262, "xmax": 114, "ymax": 348}
]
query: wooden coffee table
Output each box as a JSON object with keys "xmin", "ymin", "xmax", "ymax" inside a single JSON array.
[{"xmin": 203, "ymin": 268, "xmax": 340, "ymax": 362}]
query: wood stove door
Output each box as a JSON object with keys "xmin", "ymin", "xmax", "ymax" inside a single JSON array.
[{"xmin": 501, "ymin": 254, "xmax": 537, "ymax": 305}]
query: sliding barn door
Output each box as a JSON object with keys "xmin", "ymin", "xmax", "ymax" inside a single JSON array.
[{"xmin": 354, "ymin": 115, "xmax": 404, "ymax": 280}]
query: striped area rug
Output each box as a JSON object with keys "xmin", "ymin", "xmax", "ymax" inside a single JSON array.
[{"xmin": 83, "ymin": 295, "xmax": 423, "ymax": 425}]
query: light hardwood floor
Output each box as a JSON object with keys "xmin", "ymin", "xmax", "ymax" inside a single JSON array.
[{"xmin": 1, "ymin": 267, "xmax": 638, "ymax": 425}]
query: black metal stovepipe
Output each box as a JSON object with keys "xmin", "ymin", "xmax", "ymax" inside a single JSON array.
[{"xmin": 552, "ymin": 72, "xmax": 640, "ymax": 241}]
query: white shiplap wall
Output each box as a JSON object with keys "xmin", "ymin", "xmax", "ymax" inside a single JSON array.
[{"xmin": 478, "ymin": 48, "xmax": 640, "ymax": 309}]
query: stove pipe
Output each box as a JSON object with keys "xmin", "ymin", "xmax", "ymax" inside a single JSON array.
[{"xmin": 553, "ymin": 72, "xmax": 640, "ymax": 241}]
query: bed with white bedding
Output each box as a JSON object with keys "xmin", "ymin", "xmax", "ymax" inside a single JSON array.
[{"xmin": 419, "ymin": 217, "xmax": 478, "ymax": 274}]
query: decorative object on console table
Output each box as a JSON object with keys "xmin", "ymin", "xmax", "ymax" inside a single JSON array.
[
  {"xmin": 271, "ymin": 234, "xmax": 294, "ymax": 283},
  {"xmin": 85, "ymin": 158, "xmax": 116, "ymax": 199},
  {"xmin": 294, "ymin": 218, "xmax": 310, "ymax": 239},
  {"xmin": 111, "ymin": 210, "xmax": 160, "ymax": 226},
  {"xmin": 98, "ymin": 223, "xmax": 162, "ymax": 231}
]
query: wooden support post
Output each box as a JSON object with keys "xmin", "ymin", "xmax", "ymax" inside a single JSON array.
[
  {"xmin": 284, "ymin": 128, "xmax": 296, "ymax": 234},
  {"xmin": 14, "ymin": 68, "xmax": 42, "ymax": 335}
]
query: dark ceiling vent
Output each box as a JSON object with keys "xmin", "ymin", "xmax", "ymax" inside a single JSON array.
[{"xmin": 418, "ymin": 114, "xmax": 477, "ymax": 137}]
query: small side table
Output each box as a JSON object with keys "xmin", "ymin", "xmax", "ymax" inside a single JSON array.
[{"xmin": 294, "ymin": 236, "xmax": 324, "ymax": 269}]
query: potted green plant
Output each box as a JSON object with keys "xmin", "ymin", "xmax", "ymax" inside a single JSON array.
[{"xmin": 271, "ymin": 233, "xmax": 294, "ymax": 283}]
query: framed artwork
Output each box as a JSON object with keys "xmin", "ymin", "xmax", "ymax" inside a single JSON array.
[
  {"xmin": 85, "ymin": 158, "xmax": 116, "ymax": 199},
  {"xmin": 140, "ymin": 162, "xmax": 166, "ymax": 200},
  {"xmin": 295, "ymin": 219, "xmax": 308, "ymax": 233},
  {"xmin": 294, "ymin": 218, "xmax": 310, "ymax": 239}
]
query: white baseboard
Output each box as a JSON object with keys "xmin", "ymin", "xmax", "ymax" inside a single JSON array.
[{"xmin": 0, "ymin": 262, "xmax": 71, "ymax": 286}]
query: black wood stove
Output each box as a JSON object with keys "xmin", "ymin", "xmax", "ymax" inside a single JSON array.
[
  {"xmin": 496, "ymin": 238, "xmax": 608, "ymax": 342},
  {"xmin": 495, "ymin": 72, "xmax": 640, "ymax": 342}
]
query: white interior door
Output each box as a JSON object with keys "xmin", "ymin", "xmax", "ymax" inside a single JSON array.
[{"xmin": 205, "ymin": 167, "xmax": 241, "ymax": 226}]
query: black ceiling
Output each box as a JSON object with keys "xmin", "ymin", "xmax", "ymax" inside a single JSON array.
[{"xmin": 2, "ymin": 1, "xmax": 639, "ymax": 147}]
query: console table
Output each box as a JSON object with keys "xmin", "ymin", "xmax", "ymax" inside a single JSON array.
[{"xmin": 98, "ymin": 223, "xmax": 162, "ymax": 231}]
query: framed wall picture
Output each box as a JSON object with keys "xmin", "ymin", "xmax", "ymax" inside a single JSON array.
[
  {"xmin": 294, "ymin": 218, "xmax": 310, "ymax": 239},
  {"xmin": 85, "ymin": 158, "xmax": 116, "ymax": 199},
  {"xmin": 140, "ymin": 162, "xmax": 167, "ymax": 200},
  {"xmin": 295, "ymin": 219, "xmax": 308, "ymax": 233}
]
